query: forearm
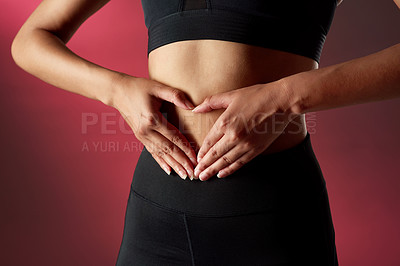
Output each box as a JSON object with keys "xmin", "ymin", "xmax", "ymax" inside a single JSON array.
[
  {"xmin": 11, "ymin": 27, "xmax": 125, "ymax": 107},
  {"xmin": 286, "ymin": 43, "xmax": 400, "ymax": 114}
]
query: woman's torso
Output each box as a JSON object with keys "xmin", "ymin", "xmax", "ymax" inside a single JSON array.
[{"xmin": 149, "ymin": 40, "xmax": 317, "ymax": 155}]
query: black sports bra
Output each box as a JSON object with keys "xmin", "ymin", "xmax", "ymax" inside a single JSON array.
[{"xmin": 141, "ymin": 0, "xmax": 337, "ymax": 63}]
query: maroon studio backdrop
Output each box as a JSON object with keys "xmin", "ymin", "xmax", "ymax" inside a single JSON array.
[{"xmin": 1, "ymin": 0, "xmax": 400, "ymax": 265}]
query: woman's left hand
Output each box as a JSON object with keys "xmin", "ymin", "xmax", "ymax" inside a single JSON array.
[{"xmin": 191, "ymin": 79, "xmax": 300, "ymax": 181}]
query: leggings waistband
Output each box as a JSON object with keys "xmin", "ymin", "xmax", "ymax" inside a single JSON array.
[{"xmin": 131, "ymin": 132, "xmax": 326, "ymax": 217}]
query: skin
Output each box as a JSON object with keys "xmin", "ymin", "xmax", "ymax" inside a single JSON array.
[
  {"xmin": 11, "ymin": 0, "xmax": 400, "ymax": 182},
  {"xmin": 149, "ymin": 41, "xmax": 313, "ymax": 179},
  {"xmin": 192, "ymin": 0, "xmax": 400, "ymax": 181},
  {"xmin": 11, "ymin": 0, "xmax": 199, "ymax": 180}
]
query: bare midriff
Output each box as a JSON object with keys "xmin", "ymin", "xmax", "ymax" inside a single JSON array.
[{"xmin": 148, "ymin": 39, "xmax": 318, "ymax": 156}]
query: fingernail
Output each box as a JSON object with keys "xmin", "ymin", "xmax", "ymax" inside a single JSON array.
[
  {"xmin": 197, "ymin": 156, "xmax": 202, "ymax": 163},
  {"xmin": 190, "ymin": 157, "xmax": 198, "ymax": 166},
  {"xmin": 191, "ymin": 105, "xmax": 200, "ymax": 112},
  {"xmin": 217, "ymin": 171, "xmax": 223, "ymax": 178},
  {"xmin": 185, "ymin": 168, "xmax": 194, "ymax": 180},
  {"xmin": 185, "ymin": 102, "xmax": 195, "ymax": 109},
  {"xmin": 163, "ymin": 166, "xmax": 171, "ymax": 175},
  {"xmin": 179, "ymin": 170, "xmax": 187, "ymax": 180},
  {"xmin": 199, "ymin": 171, "xmax": 208, "ymax": 181},
  {"xmin": 194, "ymin": 167, "xmax": 201, "ymax": 177}
]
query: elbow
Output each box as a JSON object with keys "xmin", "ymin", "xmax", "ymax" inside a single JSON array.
[
  {"xmin": 11, "ymin": 26, "xmax": 36, "ymax": 71},
  {"xmin": 11, "ymin": 35, "xmax": 20, "ymax": 66},
  {"xmin": 11, "ymin": 32, "xmax": 26, "ymax": 69}
]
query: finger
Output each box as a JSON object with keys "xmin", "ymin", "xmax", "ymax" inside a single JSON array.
[
  {"xmin": 198, "ymin": 145, "xmax": 247, "ymax": 181},
  {"xmin": 148, "ymin": 141, "xmax": 189, "ymax": 180},
  {"xmin": 196, "ymin": 129, "xmax": 224, "ymax": 165},
  {"xmin": 191, "ymin": 92, "xmax": 233, "ymax": 113},
  {"xmin": 217, "ymin": 149, "xmax": 258, "ymax": 179},
  {"xmin": 146, "ymin": 131, "xmax": 195, "ymax": 180},
  {"xmin": 155, "ymin": 112, "xmax": 198, "ymax": 167},
  {"xmin": 196, "ymin": 120, "xmax": 225, "ymax": 163},
  {"xmin": 151, "ymin": 85, "xmax": 195, "ymax": 110},
  {"xmin": 162, "ymin": 153, "xmax": 190, "ymax": 180},
  {"xmin": 151, "ymin": 153, "xmax": 171, "ymax": 175},
  {"xmin": 196, "ymin": 105, "xmax": 239, "ymax": 162},
  {"xmin": 195, "ymin": 134, "xmax": 235, "ymax": 180}
]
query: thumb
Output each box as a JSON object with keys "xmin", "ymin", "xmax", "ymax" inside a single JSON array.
[
  {"xmin": 151, "ymin": 86, "xmax": 195, "ymax": 110},
  {"xmin": 191, "ymin": 92, "xmax": 233, "ymax": 113}
]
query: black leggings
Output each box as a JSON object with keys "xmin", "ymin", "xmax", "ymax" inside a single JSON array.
[{"xmin": 116, "ymin": 132, "xmax": 338, "ymax": 266}]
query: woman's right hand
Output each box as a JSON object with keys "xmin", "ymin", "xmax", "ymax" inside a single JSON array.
[{"xmin": 111, "ymin": 73, "xmax": 198, "ymax": 180}]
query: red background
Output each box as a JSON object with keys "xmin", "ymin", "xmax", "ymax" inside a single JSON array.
[{"xmin": 1, "ymin": 0, "xmax": 400, "ymax": 265}]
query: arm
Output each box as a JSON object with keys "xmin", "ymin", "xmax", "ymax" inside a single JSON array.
[
  {"xmin": 191, "ymin": 0, "xmax": 400, "ymax": 180},
  {"xmin": 11, "ymin": 0, "xmax": 198, "ymax": 179},
  {"xmin": 285, "ymin": 0, "xmax": 400, "ymax": 115},
  {"xmin": 11, "ymin": 0, "xmax": 118, "ymax": 106},
  {"xmin": 286, "ymin": 42, "xmax": 400, "ymax": 115}
]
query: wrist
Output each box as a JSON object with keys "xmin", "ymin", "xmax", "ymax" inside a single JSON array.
[
  {"xmin": 103, "ymin": 71, "xmax": 133, "ymax": 108},
  {"xmin": 279, "ymin": 69, "xmax": 320, "ymax": 115}
]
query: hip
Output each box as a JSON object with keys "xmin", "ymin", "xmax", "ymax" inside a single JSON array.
[{"xmin": 130, "ymin": 131, "xmax": 326, "ymax": 217}]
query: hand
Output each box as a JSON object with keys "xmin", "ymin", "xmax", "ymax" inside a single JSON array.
[
  {"xmin": 191, "ymin": 79, "xmax": 299, "ymax": 181},
  {"xmin": 112, "ymin": 74, "xmax": 198, "ymax": 180}
]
